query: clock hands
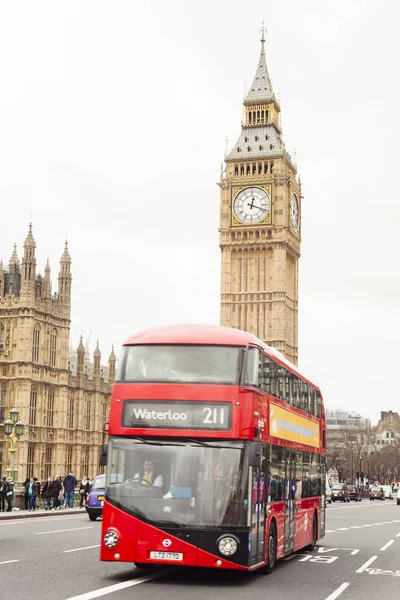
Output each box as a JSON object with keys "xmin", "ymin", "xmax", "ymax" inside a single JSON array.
[{"xmin": 247, "ymin": 197, "xmax": 269, "ymax": 213}]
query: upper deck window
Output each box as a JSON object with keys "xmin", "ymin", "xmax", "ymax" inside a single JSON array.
[{"xmin": 117, "ymin": 345, "xmax": 242, "ymax": 385}]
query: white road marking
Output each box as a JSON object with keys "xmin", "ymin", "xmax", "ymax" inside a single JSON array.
[
  {"xmin": 324, "ymin": 582, "xmax": 349, "ymax": 600},
  {"xmin": 0, "ymin": 516, "xmax": 87, "ymax": 527},
  {"xmin": 0, "ymin": 559, "xmax": 21, "ymax": 565},
  {"xmin": 356, "ymin": 555, "xmax": 378, "ymax": 573},
  {"xmin": 380, "ymin": 540, "xmax": 394, "ymax": 552},
  {"xmin": 396, "ymin": 531, "xmax": 400, "ymax": 538},
  {"xmin": 65, "ymin": 572, "xmax": 166, "ymax": 600},
  {"xmin": 64, "ymin": 544, "xmax": 101, "ymax": 553},
  {"xmin": 37, "ymin": 526, "xmax": 92, "ymax": 535},
  {"xmin": 325, "ymin": 530, "xmax": 335, "ymax": 533}
]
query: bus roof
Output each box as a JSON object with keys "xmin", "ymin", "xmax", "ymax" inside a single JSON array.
[{"xmin": 123, "ymin": 324, "xmax": 320, "ymax": 390}]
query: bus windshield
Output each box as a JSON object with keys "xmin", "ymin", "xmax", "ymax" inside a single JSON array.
[
  {"xmin": 106, "ymin": 437, "xmax": 249, "ymax": 528},
  {"xmin": 116, "ymin": 345, "xmax": 242, "ymax": 384}
]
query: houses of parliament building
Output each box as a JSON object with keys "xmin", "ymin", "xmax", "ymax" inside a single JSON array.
[{"xmin": 0, "ymin": 226, "xmax": 114, "ymax": 482}]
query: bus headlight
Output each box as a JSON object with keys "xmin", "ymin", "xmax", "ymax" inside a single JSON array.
[
  {"xmin": 104, "ymin": 530, "xmax": 119, "ymax": 548},
  {"xmin": 218, "ymin": 536, "xmax": 238, "ymax": 556}
]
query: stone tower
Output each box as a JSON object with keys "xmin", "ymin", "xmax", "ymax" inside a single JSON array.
[
  {"xmin": 0, "ymin": 226, "xmax": 113, "ymax": 482},
  {"xmin": 219, "ymin": 27, "xmax": 301, "ymax": 365}
]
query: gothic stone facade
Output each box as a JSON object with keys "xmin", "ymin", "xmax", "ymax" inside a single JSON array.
[
  {"xmin": 0, "ymin": 226, "xmax": 114, "ymax": 482},
  {"xmin": 220, "ymin": 31, "xmax": 301, "ymax": 364}
]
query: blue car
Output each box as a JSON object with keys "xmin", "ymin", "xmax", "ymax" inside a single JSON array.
[{"xmin": 85, "ymin": 474, "xmax": 106, "ymax": 521}]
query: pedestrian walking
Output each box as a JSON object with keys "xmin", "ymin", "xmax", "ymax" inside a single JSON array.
[
  {"xmin": 0, "ymin": 476, "xmax": 8, "ymax": 512},
  {"xmin": 28, "ymin": 477, "xmax": 41, "ymax": 511},
  {"xmin": 52, "ymin": 476, "xmax": 62, "ymax": 510},
  {"xmin": 23, "ymin": 477, "xmax": 30, "ymax": 510},
  {"xmin": 79, "ymin": 476, "xmax": 90, "ymax": 508},
  {"xmin": 42, "ymin": 477, "xmax": 54, "ymax": 510},
  {"xmin": 63, "ymin": 472, "xmax": 77, "ymax": 508},
  {"xmin": 6, "ymin": 478, "xmax": 14, "ymax": 512}
]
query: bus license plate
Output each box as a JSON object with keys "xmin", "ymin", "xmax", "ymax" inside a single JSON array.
[{"xmin": 149, "ymin": 552, "xmax": 183, "ymax": 561}]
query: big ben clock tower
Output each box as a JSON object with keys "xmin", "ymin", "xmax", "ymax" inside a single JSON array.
[{"xmin": 219, "ymin": 27, "xmax": 301, "ymax": 365}]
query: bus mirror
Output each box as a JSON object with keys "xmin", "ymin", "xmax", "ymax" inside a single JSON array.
[
  {"xmin": 99, "ymin": 444, "xmax": 108, "ymax": 467},
  {"xmin": 249, "ymin": 441, "xmax": 261, "ymax": 467}
]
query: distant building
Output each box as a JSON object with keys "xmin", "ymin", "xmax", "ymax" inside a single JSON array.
[
  {"xmin": 326, "ymin": 409, "xmax": 371, "ymax": 433},
  {"xmin": 374, "ymin": 411, "xmax": 400, "ymax": 447},
  {"xmin": 326, "ymin": 409, "xmax": 371, "ymax": 451},
  {"xmin": 0, "ymin": 226, "xmax": 114, "ymax": 482}
]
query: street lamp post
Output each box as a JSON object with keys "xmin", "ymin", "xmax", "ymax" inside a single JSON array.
[{"xmin": 2, "ymin": 408, "xmax": 24, "ymax": 485}]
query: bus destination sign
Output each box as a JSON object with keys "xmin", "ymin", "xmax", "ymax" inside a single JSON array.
[{"xmin": 122, "ymin": 401, "xmax": 232, "ymax": 431}]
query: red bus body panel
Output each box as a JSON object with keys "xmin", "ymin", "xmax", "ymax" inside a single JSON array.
[{"xmin": 101, "ymin": 501, "xmax": 247, "ymax": 570}]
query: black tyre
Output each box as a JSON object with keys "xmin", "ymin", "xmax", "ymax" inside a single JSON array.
[
  {"xmin": 265, "ymin": 522, "xmax": 277, "ymax": 574},
  {"xmin": 305, "ymin": 514, "xmax": 318, "ymax": 552},
  {"xmin": 88, "ymin": 514, "xmax": 97, "ymax": 521}
]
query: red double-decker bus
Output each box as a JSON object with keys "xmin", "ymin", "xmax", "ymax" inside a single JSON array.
[{"xmin": 100, "ymin": 324, "xmax": 326, "ymax": 573}]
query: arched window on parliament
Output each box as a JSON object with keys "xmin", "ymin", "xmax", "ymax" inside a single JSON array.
[
  {"xmin": 85, "ymin": 398, "xmax": 91, "ymax": 430},
  {"xmin": 49, "ymin": 328, "xmax": 57, "ymax": 367},
  {"xmin": 0, "ymin": 322, "xmax": 4, "ymax": 350},
  {"xmin": 0, "ymin": 384, "xmax": 6, "ymax": 422},
  {"xmin": 47, "ymin": 390, "xmax": 55, "ymax": 427},
  {"xmin": 32, "ymin": 324, "xmax": 40, "ymax": 363},
  {"xmin": 26, "ymin": 444, "xmax": 35, "ymax": 479},
  {"xmin": 44, "ymin": 445, "xmax": 53, "ymax": 480}
]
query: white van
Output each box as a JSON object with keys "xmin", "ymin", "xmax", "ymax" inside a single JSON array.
[
  {"xmin": 381, "ymin": 485, "xmax": 393, "ymax": 500},
  {"xmin": 326, "ymin": 475, "xmax": 332, "ymax": 504}
]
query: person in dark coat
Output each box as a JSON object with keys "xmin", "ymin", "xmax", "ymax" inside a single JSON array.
[
  {"xmin": 63, "ymin": 472, "xmax": 77, "ymax": 508},
  {"xmin": 6, "ymin": 478, "xmax": 14, "ymax": 512},
  {"xmin": 52, "ymin": 476, "xmax": 62, "ymax": 510},
  {"xmin": 0, "ymin": 476, "xmax": 8, "ymax": 512},
  {"xmin": 79, "ymin": 477, "xmax": 91, "ymax": 508},
  {"xmin": 42, "ymin": 477, "xmax": 54, "ymax": 510},
  {"xmin": 23, "ymin": 478, "xmax": 30, "ymax": 510}
]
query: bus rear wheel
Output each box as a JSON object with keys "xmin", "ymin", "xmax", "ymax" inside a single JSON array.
[
  {"xmin": 264, "ymin": 522, "xmax": 277, "ymax": 574},
  {"xmin": 305, "ymin": 514, "xmax": 317, "ymax": 552}
]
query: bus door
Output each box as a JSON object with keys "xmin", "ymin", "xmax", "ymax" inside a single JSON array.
[
  {"xmin": 248, "ymin": 465, "xmax": 266, "ymax": 566},
  {"xmin": 284, "ymin": 451, "xmax": 296, "ymax": 554}
]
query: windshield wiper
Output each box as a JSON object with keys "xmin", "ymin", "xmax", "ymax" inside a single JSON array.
[
  {"xmin": 187, "ymin": 438, "xmax": 239, "ymax": 450},
  {"xmin": 133, "ymin": 437, "xmax": 185, "ymax": 447}
]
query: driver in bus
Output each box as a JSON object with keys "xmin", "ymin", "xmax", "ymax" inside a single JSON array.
[{"xmin": 133, "ymin": 459, "xmax": 164, "ymax": 488}]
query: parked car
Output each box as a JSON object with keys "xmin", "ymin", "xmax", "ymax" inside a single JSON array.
[
  {"xmin": 369, "ymin": 486, "xmax": 385, "ymax": 501},
  {"xmin": 397, "ymin": 488, "xmax": 400, "ymax": 506},
  {"xmin": 331, "ymin": 483, "xmax": 349, "ymax": 502},
  {"xmin": 85, "ymin": 474, "xmax": 106, "ymax": 521},
  {"xmin": 347, "ymin": 485, "xmax": 362, "ymax": 502}
]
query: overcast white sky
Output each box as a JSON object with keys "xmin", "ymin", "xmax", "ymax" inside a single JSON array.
[{"xmin": 1, "ymin": 0, "xmax": 399, "ymax": 425}]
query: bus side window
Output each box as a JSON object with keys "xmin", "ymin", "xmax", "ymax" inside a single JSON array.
[
  {"xmin": 310, "ymin": 387, "xmax": 316, "ymax": 416},
  {"xmin": 292, "ymin": 376, "xmax": 299, "ymax": 408},
  {"xmin": 268, "ymin": 445, "xmax": 285, "ymax": 502},
  {"xmin": 316, "ymin": 391, "xmax": 322, "ymax": 418},
  {"xmin": 260, "ymin": 354, "xmax": 272, "ymax": 395},
  {"xmin": 285, "ymin": 375, "xmax": 291, "ymax": 404}
]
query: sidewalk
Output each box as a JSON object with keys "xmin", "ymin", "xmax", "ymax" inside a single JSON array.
[{"xmin": 0, "ymin": 506, "xmax": 86, "ymax": 520}]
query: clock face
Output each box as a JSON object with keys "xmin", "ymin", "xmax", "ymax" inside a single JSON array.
[
  {"xmin": 290, "ymin": 194, "xmax": 299, "ymax": 230},
  {"xmin": 233, "ymin": 187, "xmax": 271, "ymax": 225}
]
